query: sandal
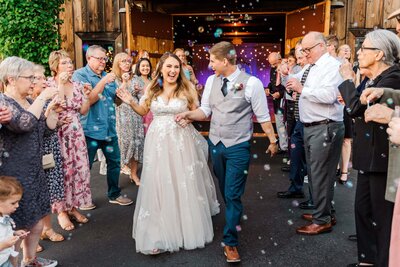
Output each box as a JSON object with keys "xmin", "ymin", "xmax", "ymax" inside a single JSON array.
[
  {"xmin": 36, "ymin": 244, "xmax": 44, "ymax": 253},
  {"xmin": 339, "ymin": 172, "xmax": 348, "ymax": 184},
  {"xmin": 57, "ymin": 213, "xmax": 75, "ymax": 231},
  {"xmin": 68, "ymin": 211, "xmax": 89, "ymax": 224},
  {"xmin": 41, "ymin": 229, "xmax": 64, "ymax": 242},
  {"xmin": 130, "ymin": 175, "xmax": 141, "ymax": 186}
]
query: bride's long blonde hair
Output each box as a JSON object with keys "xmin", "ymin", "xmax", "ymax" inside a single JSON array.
[{"xmin": 144, "ymin": 52, "xmax": 198, "ymax": 109}]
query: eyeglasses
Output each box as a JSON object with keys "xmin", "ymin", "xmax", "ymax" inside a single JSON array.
[
  {"xmin": 34, "ymin": 75, "xmax": 46, "ymax": 81},
  {"xmin": 60, "ymin": 60, "xmax": 73, "ymax": 65},
  {"xmin": 19, "ymin": 75, "xmax": 36, "ymax": 83},
  {"xmin": 121, "ymin": 59, "xmax": 132, "ymax": 64},
  {"xmin": 360, "ymin": 46, "xmax": 380, "ymax": 52},
  {"xmin": 301, "ymin": 43, "xmax": 321, "ymax": 54},
  {"xmin": 91, "ymin": 56, "xmax": 109, "ymax": 62}
]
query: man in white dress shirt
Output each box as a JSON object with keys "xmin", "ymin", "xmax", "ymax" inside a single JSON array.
[{"xmin": 287, "ymin": 32, "xmax": 344, "ymax": 235}]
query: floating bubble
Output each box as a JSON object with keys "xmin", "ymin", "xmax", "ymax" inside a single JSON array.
[
  {"xmin": 212, "ymin": 149, "xmax": 217, "ymax": 154},
  {"xmin": 221, "ymin": 242, "xmax": 225, "ymax": 247},
  {"xmin": 258, "ymin": 236, "xmax": 262, "ymax": 240},
  {"xmin": 345, "ymin": 181, "xmax": 354, "ymax": 188},
  {"xmin": 216, "ymin": 28, "xmax": 223, "ymax": 34},
  {"xmin": 287, "ymin": 220, "xmax": 293, "ymax": 225},
  {"xmin": 184, "ymin": 50, "xmax": 190, "ymax": 56},
  {"xmin": 261, "ymin": 249, "xmax": 266, "ymax": 254},
  {"xmin": 3, "ymin": 152, "xmax": 9, "ymax": 158},
  {"xmin": 253, "ymin": 154, "xmax": 258, "ymax": 159},
  {"xmin": 198, "ymin": 26, "xmax": 205, "ymax": 33},
  {"xmin": 381, "ymin": 153, "xmax": 387, "ymax": 158},
  {"xmin": 157, "ymin": 77, "xmax": 163, "ymax": 87},
  {"xmin": 273, "ymin": 242, "xmax": 278, "ymax": 246},
  {"xmin": 142, "ymin": 20, "xmax": 146, "ymax": 23},
  {"xmin": 214, "ymin": 32, "xmax": 221, "ymax": 38},
  {"xmin": 282, "ymin": 158, "xmax": 288, "ymax": 164},
  {"xmin": 236, "ymin": 225, "xmax": 242, "ymax": 231},
  {"xmin": 269, "ymin": 27, "xmax": 273, "ymax": 31},
  {"xmin": 323, "ymin": 142, "xmax": 327, "ymax": 147},
  {"xmin": 292, "ymin": 200, "xmax": 299, "ymax": 207},
  {"xmin": 244, "ymin": 170, "xmax": 248, "ymax": 174},
  {"xmin": 259, "ymin": 196, "xmax": 263, "ymax": 200},
  {"xmin": 387, "ymin": 98, "xmax": 394, "ymax": 105},
  {"xmin": 82, "ymin": 43, "xmax": 89, "ymax": 52},
  {"xmin": 291, "ymin": 143, "xmax": 296, "ymax": 149},
  {"xmin": 242, "ymin": 214, "xmax": 248, "ymax": 220},
  {"xmin": 263, "ymin": 164, "xmax": 271, "ymax": 171},
  {"xmin": 90, "ymin": 141, "xmax": 98, "ymax": 147},
  {"xmin": 67, "ymin": 237, "xmax": 72, "ymax": 241},
  {"xmin": 365, "ymin": 133, "xmax": 370, "ymax": 138},
  {"xmin": 109, "ymin": 106, "xmax": 114, "ymax": 112},
  {"xmin": 372, "ymin": 221, "xmax": 377, "ymax": 227},
  {"xmin": 87, "ymin": 213, "xmax": 91, "ymax": 218}
]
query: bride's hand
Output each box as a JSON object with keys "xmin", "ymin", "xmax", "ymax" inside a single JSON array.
[
  {"xmin": 176, "ymin": 118, "xmax": 189, "ymax": 128},
  {"xmin": 116, "ymin": 87, "xmax": 133, "ymax": 105}
]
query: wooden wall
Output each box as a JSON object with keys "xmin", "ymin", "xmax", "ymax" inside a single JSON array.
[
  {"xmin": 58, "ymin": 0, "xmax": 173, "ymax": 70},
  {"xmin": 330, "ymin": 0, "xmax": 400, "ymax": 57}
]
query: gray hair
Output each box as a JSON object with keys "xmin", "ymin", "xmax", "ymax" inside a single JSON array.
[
  {"xmin": 33, "ymin": 64, "xmax": 45, "ymax": 74},
  {"xmin": 86, "ymin": 45, "xmax": 106, "ymax": 59},
  {"xmin": 366, "ymin": 29, "xmax": 400, "ymax": 66},
  {"xmin": 0, "ymin": 56, "xmax": 35, "ymax": 85}
]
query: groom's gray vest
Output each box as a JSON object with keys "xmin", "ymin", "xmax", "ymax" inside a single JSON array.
[{"xmin": 209, "ymin": 71, "xmax": 253, "ymax": 148}]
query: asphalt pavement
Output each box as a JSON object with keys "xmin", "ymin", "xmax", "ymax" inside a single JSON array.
[{"xmin": 39, "ymin": 137, "xmax": 357, "ymax": 267}]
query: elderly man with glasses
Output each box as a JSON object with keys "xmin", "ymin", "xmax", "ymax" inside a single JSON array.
[
  {"xmin": 287, "ymin": 31, "xmax": 345, "ymax": 235},
  {"xmin": 73, "ymin": 45, "xmax": 133, "ymax": 207}
]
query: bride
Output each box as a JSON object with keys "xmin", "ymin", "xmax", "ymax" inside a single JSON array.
[{"xmin": 116, "ymin": 52, "xmax": 220, "ymax": 255}]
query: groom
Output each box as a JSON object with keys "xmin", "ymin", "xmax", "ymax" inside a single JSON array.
[{"xmin": 176, "ymin": 41, "xmax": 278, "ymax": 262}]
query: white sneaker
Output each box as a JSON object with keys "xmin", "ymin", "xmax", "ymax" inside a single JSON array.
[{"xmin": 99, "ymin": 161, "xmax": 107, "ymax": 175}]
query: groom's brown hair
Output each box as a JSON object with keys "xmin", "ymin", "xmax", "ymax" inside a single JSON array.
[{"xmin": 209, "ymin": 41, "xmax": 237, "ymax": 65}]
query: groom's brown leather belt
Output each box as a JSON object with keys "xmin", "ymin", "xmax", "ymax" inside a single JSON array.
[{"xmin": 303, "ymin": 119, "xmax": 336, "ymax": 127}]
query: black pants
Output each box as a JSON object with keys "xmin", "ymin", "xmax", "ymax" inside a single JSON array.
[{"xmin": 355, "ymin": 172, "xmax": 394, "ymax": 267}]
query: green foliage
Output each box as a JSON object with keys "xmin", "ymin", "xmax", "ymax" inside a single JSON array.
[{"xmin": 0, "ymin": 0, "xmax": 65, "ymax": 72}]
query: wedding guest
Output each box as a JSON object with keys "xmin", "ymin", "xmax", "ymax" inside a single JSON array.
[
  {"xmin": 47, "ymin": 50, "xmax": 94, "ymax": 230},
  {"xmin": 338, "ymin": 29, "xmax": 400, "ymax": 267},
  {"xmin": 337, "ymin": 44, "xmax": 354, "ymax": 184},
  {"xmin": 134, "ymin": 58, "xmax": 153, "ymax": 134},
  {"xmin": 72, "ymin": 45, "xmax": 133, "ymax": 206},
  {"xmin": 176, "ymin": 41, "xmax": 278, "ymax": 262},
  {"xmin": 132, "ymin": 49, "xmax": 149, "ymax": 75},
  {"xmin": 31, "ymin": 64, "xmax": 65, "ymax": 250},
  {"xmin": 174, "ymin": 48, "xmax": 199, "ymax": 85},
  {"xmin": 0, "ymin": 56, "xmax": 58, "ymax": 267},
  {"xmin": 326, "ymin": 35, "xmax": 339, "ymax": 58},
  {"xmin": 288, "ymin": 32, "xmax": 344, "ymax": 236},
  {"xmin": 113, "ymin": 52, "xmax": 144, "ymax": 186},
  {"xmin": 117, "ymin": 52, "xmax": 220, "ymax": 255},
  {"xmin": 0, "ymin": 176, "xmax": 30, "ymax": 267}
]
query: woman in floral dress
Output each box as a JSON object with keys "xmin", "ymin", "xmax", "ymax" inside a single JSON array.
[
  {"xmin": 48, "ymin": 50, "xmax": 93, "ymax": 231},
  {"xmin": 31, "ymin": 64, "xmax": 65, "ymax": 251},
  {"xmin": 113, "ymin": 52, "xmax": 145, "ymax": 185},
  {"xmin": 134, "ymin": 58, "xmax": 153, "ymax": 134}
]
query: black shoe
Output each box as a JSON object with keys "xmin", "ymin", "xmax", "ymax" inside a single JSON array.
[
  {"xmin": 281, "ymin": 166, "xmax": 290, "ymax": 172},
  {"xmin": 299, "ymin": 199, "xmax": 315, "ymax": 209},
  {"xmin": 277, "ymin": 191, "xmax": 305, "ymax": 198},
  {"xmin": 347, "ymin": 264, "xmax": 374, "ymax": 267},
  {"xmin": 348, "ymin": 234, "xmax": 357, "ymax": 241}
]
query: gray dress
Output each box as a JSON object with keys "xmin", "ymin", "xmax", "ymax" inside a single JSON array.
[{"xmin": 116, "ymin": 76, "xmax": 144, "ymax": 165}]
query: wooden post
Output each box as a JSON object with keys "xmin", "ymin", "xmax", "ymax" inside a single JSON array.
[{"xmin": 125, "ymin": 0, "xmax": 133, "ymax": 53}]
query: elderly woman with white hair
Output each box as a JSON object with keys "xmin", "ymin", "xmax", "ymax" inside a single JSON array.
[
  {"xmin": 338, "ymin": 29, "xmax": 400, "ymax": 267},
  {"xmin": 0, "ymin": 56, "xmax": 59, "ymax": 267}
]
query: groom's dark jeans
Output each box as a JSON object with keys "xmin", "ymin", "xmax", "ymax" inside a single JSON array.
[{"xmin": 208, "ymin": 140, "xmax": 250, "ymax": 247}]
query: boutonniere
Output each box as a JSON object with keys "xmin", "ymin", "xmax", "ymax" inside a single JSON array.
[{"xmin": 232, "ymin": 83, "xmax": 244, "ymax": 93}]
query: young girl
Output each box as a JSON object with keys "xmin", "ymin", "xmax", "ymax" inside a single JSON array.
[{"xmin": 0, "ymin": 176, "xmax": 29, "ymax": 267}]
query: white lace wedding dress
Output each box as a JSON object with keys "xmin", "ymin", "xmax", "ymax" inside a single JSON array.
[{"xmin": 132, "ymin": 96, "xmax": 220, "ymax": 255}]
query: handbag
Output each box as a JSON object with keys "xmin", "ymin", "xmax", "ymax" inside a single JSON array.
[{"xmin": 42, "ymin": 153, "xmax": 55, "ymax": 170}]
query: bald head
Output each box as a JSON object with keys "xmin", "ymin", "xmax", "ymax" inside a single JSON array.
[{"xmin": 268, "ymin": 52, "xmax": 281, "ymax": 68}]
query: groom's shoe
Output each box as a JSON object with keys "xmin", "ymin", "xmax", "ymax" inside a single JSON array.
[
  {"xmin": 277, "ymin": 191, "xmax": 305, "ymax": 198},
  {"xmin": 223, "ymin": 246, "xmax": 241, "ymax": 263}
]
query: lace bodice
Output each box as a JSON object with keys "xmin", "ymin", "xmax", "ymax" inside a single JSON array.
[{"xmin": 150, "ymin": 97, "xmax": 189, "ymax": 117}]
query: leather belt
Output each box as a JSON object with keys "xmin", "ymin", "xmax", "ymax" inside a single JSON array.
[{"xmin": 303, "ymin": 119, "xmax": 336, "ymax": 127}]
